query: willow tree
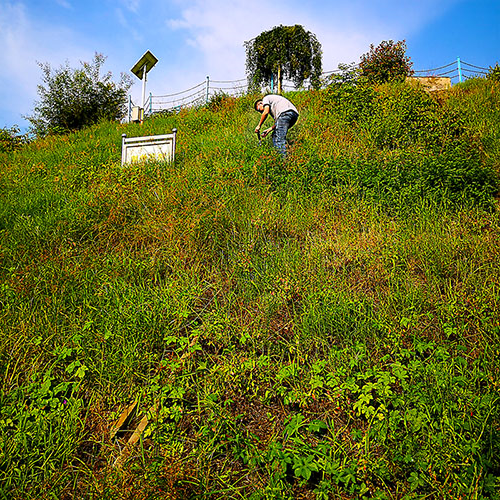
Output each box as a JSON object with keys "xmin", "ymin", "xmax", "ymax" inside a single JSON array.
[{"xmin": 245, "ymin": 25, "xmax": 322, "ymax": 93}]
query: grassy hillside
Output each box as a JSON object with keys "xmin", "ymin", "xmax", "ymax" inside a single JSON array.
[{"xmin": 1, "ymin": 79, "xmax": 499, "ymax": 499}]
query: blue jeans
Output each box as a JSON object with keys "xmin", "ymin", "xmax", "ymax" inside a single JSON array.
[{"xmin": 272, "ymin": 110, "xmax": 298, "ymax": 157}]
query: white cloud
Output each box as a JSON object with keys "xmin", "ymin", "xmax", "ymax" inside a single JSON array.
[
  {"xmin": 120, "ymin": 0, "xmax": 141, "ymax": 14},
  {"xmin": 164, "ymin": 0, "xmax": 464, "ymax": 78},
  {"xmin": 115, "ymin": 7, "xmax": 143, "ymax": 41},
  {"xmin": 167, "ymin": 0, "xmax": 268, "ymax": 78},
  {"xmin": 0, "ymin": 3, "xmax": 46, "ymax": 120},
  {"xmin": 137, "ymin": 0, "xmax": 427, "ymax": 104},
  {"xmin": 164, "ymin": 0, "xmax": 386, "ymax": 80},
  {"xmin": 0, "ymin": 2, "xmax": 94, "ymax": 118},
  {"xmin": 55, "ymin": 0, "xmax": 72, "ymax": 9}
]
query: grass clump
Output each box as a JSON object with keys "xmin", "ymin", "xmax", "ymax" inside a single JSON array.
[{"xmin": 0, "ymin": 79, "xmax": 499, "ymax": 499}]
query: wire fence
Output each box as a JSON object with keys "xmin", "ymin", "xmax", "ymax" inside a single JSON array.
[
  {"xmin": 128, "ymin": 58, "xmax": 494, "ymax": 119},
  {"xmin": 413, "ymin": 59, "xmax": 490, "ymax": 80}
]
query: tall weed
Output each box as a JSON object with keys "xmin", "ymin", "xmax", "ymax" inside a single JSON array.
[{"xmin": 0, "ymin": 80, "xmax": 499, "ymax": 499}]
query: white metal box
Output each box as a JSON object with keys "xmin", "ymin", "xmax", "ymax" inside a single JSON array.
[{"xmin": 131, "ymin": 106, "xmax": 144, "ymax": 122}]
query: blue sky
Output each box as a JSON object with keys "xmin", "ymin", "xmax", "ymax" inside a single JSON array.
[{"xmin": 0, "ymin": 0, "xmax": 498, "ymax": 131}]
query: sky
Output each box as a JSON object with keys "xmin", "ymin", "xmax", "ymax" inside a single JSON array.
[{"xmin": 0, "ymin": 0, "xmax": 498, "ymax": 131}]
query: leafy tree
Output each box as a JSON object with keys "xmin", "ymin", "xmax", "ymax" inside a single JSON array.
[
  {"xmin": 27, "ymin": 53, "xmax": 132, "ymax": 136},
  {"xmin": 359, "ymin": 40, "xmax": 414, "ymax": 84},
  {"xmin": 245, "ymin": 25, "xmax": 322, "ymax": 93}
]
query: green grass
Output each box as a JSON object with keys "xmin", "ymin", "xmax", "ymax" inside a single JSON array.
[{"xmin": 1, "ymin": 79, "xmax": 499, "ymax": 499}]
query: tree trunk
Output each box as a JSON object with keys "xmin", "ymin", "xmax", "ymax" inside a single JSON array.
[{"xmin": 278, "ymin": 65, "xmax": 282, "ymax": 94}]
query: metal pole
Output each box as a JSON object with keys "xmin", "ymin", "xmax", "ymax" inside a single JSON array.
[
  {"xmin": 149, "ymin": 92, "xmax": 152, "ymax": 115},
  {"xmin": 271, "ymin": 74, "xmax": 274, "ymax": 93},
  {"xmin": 128, "ymin": 95, "xmax": 132, "ymax": 122},
  {"xmin": 121, "ymin": 134, "xmax": 127, "ymax": 165},
  {"xmin": 206, "ymin": 76, "xmax": 210, "ymax": 103},
  {"xmin": 457, "ymin": 57, "xmax": 463, "ymax": 83},
  {"xmin": 141, "ymin": 64, "xmax": 147, "ymax": 109}
]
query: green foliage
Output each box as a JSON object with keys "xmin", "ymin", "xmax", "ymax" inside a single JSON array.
[
  {"xmin": 245, "ymin": 24, "xmax": 322, "ymax": 92},
  {"xmin": 1, "ymin": 80, "xmax": 500, "ymax": 499},
  {"xmin": 0, "ymin": 372, "xmax": 83, "ymax": 495},
  {"xmin": 327, "ymin": 62, "xmax": 362, "ymax": 86},
  {"xmin": 359, "ymin": 40, "xmax": 414, "ymax": 84},
  {"xmin": 205, "ymin": 91, "xmax": 233, "ymax": 112},
  {"xmin": 487, "ymin": 63, "xmax": 500, "ymax": 82},
  {"xmin": 0, "ymin": 125, "xmax": 29, "ymax": 153},
  {"xmin": 26, "ymin": 52, "xmax": 132, "ymax": 136},
  {"xmin": 282, "ymin": 81, "xmax": 499, "ymax": 208},
  {"xmin": 446, "ymin": 77, "xmax": 500, "ymax": 172}
]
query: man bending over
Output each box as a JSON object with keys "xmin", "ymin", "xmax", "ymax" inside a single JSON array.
[{"xmin": 254, "ymin": 94, "xmax": 299, "ymax": 157}]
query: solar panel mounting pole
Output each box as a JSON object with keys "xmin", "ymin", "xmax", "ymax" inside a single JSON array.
[
  {"xmin": 131, "ymin": 51, "xmax": 159, "ymax": 122},
  {"xmin": 141, "ymin": 64, "xmax": 147, "ymax": 110}
]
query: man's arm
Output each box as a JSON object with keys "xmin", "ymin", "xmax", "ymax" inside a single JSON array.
[
  {"xmin": 255, "ymin": 104, "xmax": 271, "ymax": 133},
  {"xmin": 261, "ymin": 124, "xmax": 275, "ymax": 138}
]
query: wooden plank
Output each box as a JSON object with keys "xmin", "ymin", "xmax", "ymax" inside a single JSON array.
[
  {"xmin": 112, "ymin": 335, "xmax": 200, "ymax": 468},
  {"xmin": 109, "ymin": 401, "xmax": 137, "ymax": 440}
]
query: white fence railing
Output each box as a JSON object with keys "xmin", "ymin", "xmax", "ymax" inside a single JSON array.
[{"xmin": 127, "ymin": 58, "xmax": 493, "ymax": 120}]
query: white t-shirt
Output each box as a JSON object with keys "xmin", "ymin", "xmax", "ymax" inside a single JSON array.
[{"xmin": 262, "ymin": 94, "xmax": 298, "ymax": 121}]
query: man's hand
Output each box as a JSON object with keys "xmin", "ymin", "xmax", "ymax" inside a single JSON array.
[
  {"xmin": 254, "ymin": 125, "xmax": 261, "ymax": 134},
  {"xmin": 261, "ymin": 127, "xmax": 273, "ymax": 138}
]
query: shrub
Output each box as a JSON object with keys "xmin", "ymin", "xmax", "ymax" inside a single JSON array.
[
  {"xmin": 205, "ymin": 91, "xmax": 233, "ymax": 112},
  {"xmin": 26, "ymin": 53, "xmax": 132, "ymax": 136},
  {"xmin": 359, "ymin": 40, "xmax": 414, "ymax": 84},
  {"xmin": 280, "ymin": 82, "xmax": 499, "ymax": 209},
  {"xmin": 327, "ymin": 62, "xmax": 362, "ymax": 86},
  {"xmin": 0, "ymin": 125, "xmax": 29, "ymax": 153},
  {"xmin": 487, "ymin": 63, "xmax": 500, "ymax": 82}
]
